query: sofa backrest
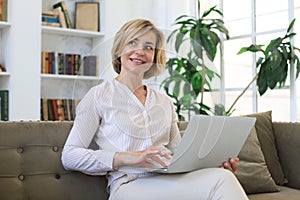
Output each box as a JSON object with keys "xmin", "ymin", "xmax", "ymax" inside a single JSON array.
[
  {"xmin": 0, "ymin": 121, "xmax": 108, "ymax": 200},
  {"xmin": 273, "ymin": 122, "xmax": 300, "ymax": 190}
]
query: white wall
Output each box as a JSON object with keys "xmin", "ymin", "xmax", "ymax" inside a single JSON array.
[{"xmin": 97, "ymin": 0, "xmax": 192, "ymax": 80}]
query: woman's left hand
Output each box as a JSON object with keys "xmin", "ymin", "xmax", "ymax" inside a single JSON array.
[{"xmin": 220, "ymin": 157, "xmax": 239, "ymax": 173}]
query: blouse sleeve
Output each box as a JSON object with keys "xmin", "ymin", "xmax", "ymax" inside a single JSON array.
[{"xmin": 61, "ymin": 87, "xmax": 116, "ymax": 175}]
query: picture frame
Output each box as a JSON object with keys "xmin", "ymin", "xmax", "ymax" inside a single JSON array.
[{"xmin": 75, "ymin": 2, "xmax": 99, "ymax": 32}]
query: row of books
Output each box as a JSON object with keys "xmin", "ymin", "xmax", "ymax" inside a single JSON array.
[
  {"xmin": 41, "ymin": 98, "xmax": 79, "ymax": 121},
  {"xmin": 0, "ymin": 90, "xmax": 8, "ymax": 121},
  {"xmin": 0, "ymin": 0, "xmax": 8, "ymax": 22},
  {"xmin": 41, "ymin": 51, "xmax": 98, "ymax": 76},
  {"xmin": 41, "ymin": 52, "xmax": 81, "ymax": 75}
]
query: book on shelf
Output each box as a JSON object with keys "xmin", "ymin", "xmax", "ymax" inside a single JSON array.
[
  {"xmin": 53, "ymin": 1, "xmax": 73, "ymax": 28},
  {"xmin": 41, "ymin": 98, "xmax": 79, "ymax": 121},
  {"xmin": 0, "ymin": 0, "xmax": 8, "ymax": 22},
  {"xmin": 42, "ymin": 21, "xmax": 61, "ymax": 28},
  {"xmin": 83, "ymin": 55, "xmax": 97, "ymax": 76},
  {"xmin": 53, "ymin": 6, "xmax": 67, "ymax": 28},
  {"xmin": 41, "ymin": 51, "xmax": 82, "ymax": 76},
  {"xmin": 51, "ymin": 99, "xmax": 59, "ymax": 121},
  {"xmin": 75, "ymin": 2, "xmax": 99, "ymax": 32},
  {"xmin": 42, "ymin": 10, "xmax": 60, "ymax": 27},
  {"xmin": 0, "ymin": 90, "xmax": 8, "ymax": 121},
  {"xmin": 41, "ymin": 98, "xmax": 48, "ymax": 121}
]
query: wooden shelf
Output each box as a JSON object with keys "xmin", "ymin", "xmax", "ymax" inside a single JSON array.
[{"xmin": 42, "ymin": 26, "xmax": 104, "ymax": 38}]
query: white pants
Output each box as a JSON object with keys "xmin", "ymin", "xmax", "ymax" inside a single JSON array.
[{"xmin": 109, "ymin": 168, "xmax": 248, "ymax": 200}]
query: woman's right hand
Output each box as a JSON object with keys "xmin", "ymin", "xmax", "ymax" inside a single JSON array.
[{"xmin": 113, "ymin": 146, "xmax": 171, "ymax": 169}]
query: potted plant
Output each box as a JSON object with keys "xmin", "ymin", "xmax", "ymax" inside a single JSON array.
[
  {"xmin": 226, "ymin": 19, "xmax": 300, "ymax": 114},
  {"xmin": 161, "ymin": 0, "xmax": 229, "ymax": 120}
]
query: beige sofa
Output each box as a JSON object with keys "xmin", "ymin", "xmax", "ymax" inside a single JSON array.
[{"xmin": 0, "ymin": 111, "xmax": 299, "ymax": 199}]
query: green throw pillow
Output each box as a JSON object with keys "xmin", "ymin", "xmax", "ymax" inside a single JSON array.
[
  {"xmin": 246, "ymin": 111, "xmax": 287, "ymax": 185},
  {"xmin": 235, "ymin": 127, "xmax": 279, "ymax": 194}
]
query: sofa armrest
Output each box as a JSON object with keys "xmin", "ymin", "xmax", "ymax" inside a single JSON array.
[{"xmin": 273, "ymin": 122, "xmax": 300, "ymax": 190}]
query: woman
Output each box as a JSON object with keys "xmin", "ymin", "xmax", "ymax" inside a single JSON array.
[{"xmin": 61, "ymin": 18, "xmax": 248, "ymax": 200}]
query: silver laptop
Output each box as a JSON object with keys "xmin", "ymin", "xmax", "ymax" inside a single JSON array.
[{"xmin": 121, "ymin": 115, "xmax": 256, "ymax": 173}]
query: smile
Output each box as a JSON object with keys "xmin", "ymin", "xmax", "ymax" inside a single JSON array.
[{"xmin": 130, "ymin": 58, "xmax": 146, "ymax": 64}]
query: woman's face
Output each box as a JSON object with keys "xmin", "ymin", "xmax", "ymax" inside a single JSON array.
[{"xmin": 119, "ymin": 31, "xmax": 156, "ymax": 77}]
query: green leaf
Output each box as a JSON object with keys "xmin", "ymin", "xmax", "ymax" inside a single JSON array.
[
  {"xmin": 175, "ymin": 31, "xmax": 186, "ymax": 53},
  {"xmin": 173, "ymin": 79, "xmax": 181, "ymax": 97},
  {"xmin": 191, "ymin": 28, "xmax": 203, "ymax": 59},
  {"xmin": 200, "ymin": 30, "xmax": 219, "ymax": 61},
  {"xmin": 237, "ymin": 44, "xmax": 264, "ymax": 54},
  {"xmin": 256, "ymin": 57, "xmax": 264, "ymax": 68},
  {"xmin": 174, "ymin": 15, "xmax": 190, "ymax": 22},
  {"xmin": 279, "ymin": 45, "xmax": 288, "ymax": 60},
  {"xmin": 167, "ymin": 29, "xmax": 179, "ymax": 43},
  {"xmin": 202, "ymin": 5, "xmax": 218, "ymax": 18},
  {"xmin": 175, "ymin": 18, "xmax": 197, "ymax": 27},
  {"xmin": 287, "ymin": 18, "xmax": 296, "ymax": 33},
  {"xmin": 265, "ymin": 37, "xmax": 283, "ymax": 54},
  {"xmin": 211, "ymin": 20, "xmax": 230, "ymax": 39},
  {"xmin": 183, "ymin": 82, "xmax": 191, "ymax": 96},
  {"xmin": 257, "ymin": 62, "xmax": 269, "ymax": 95},
  {"xmin": 286, "ymin": 32, "xmax": 296, "ymax": 39}
]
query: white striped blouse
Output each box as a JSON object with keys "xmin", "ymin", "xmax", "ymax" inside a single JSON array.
[{"xmin": 61, "ymin": 79, "xmax": 181, "ymax": 191}]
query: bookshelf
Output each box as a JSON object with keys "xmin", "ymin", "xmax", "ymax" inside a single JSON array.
[
  {"xmin": 41, "ymin": 0, "xmax": 105, "ymax": 121},
  {"xmin": 0, "ymin": 0, "xmax": 105, "ymax": 121}
]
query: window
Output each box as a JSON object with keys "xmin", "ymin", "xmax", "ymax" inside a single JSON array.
[{"xmin": 220, "ymin": 0, "xmax": 299, "ymax": 121}]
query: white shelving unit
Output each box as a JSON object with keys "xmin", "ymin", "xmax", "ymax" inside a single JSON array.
[
  {"xmin": 1, "ymin": 0, "xmax": 105, "ymax": 121},
  {"xmin": 40, "ymin": 0, "xmax": 105, "ymax": 120},
  {"xmin": 42, "ymin": 26, "xmax": 104, "ymax": 38}
]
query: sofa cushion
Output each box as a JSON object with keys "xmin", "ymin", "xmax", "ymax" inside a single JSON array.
[
  {"xmin": 246, "ymin": 111, "xmax": 287, "ymax": 185},
  {"xmin": 0, "ymin": 121, "xmax": 109, "ymax": 200},
  {"xmin": 248, "ymin": 186, "xmax": 300, "ymax": 200},
  {"xmin": 235, "ymin": 127, "xmax": 278, "ymax": 194},
  {"xmin": 273, "ymin": 122, "xmax": 300, "ymax": 190}
]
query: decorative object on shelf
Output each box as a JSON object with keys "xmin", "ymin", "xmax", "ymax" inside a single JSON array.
[
  {"xmin": 0, "ymin": 63, "xmax": 6, "ymax": 72},
  {"xmin": 75, "ymin": 2, "xmax": 99, "ymax": 32},
  {"xmin": 0, "ymin": 0, "xmax": 8, "ymax": 22},
  {"xmin": 227, "ymin": 19, "xmax": 300, "ymax": 114},
  {"xmin": 0, "ymin": 90, "xmax": 8, "ymax": 121},
  {"xmin": 160, "ymin": 0, "xmax": 229, "ymax": 120},
  {"xmin": 83, "ymin": 55, "xmax": 97, "ymax": 76},
  {"xmin": 53, "ymin": 1, "xmax": 73, "ymax": 28}
]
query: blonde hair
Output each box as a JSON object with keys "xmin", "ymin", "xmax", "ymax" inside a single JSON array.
[{"xmin": 111, "ymin": 19, "xmax": 166, "ymax": 79}]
